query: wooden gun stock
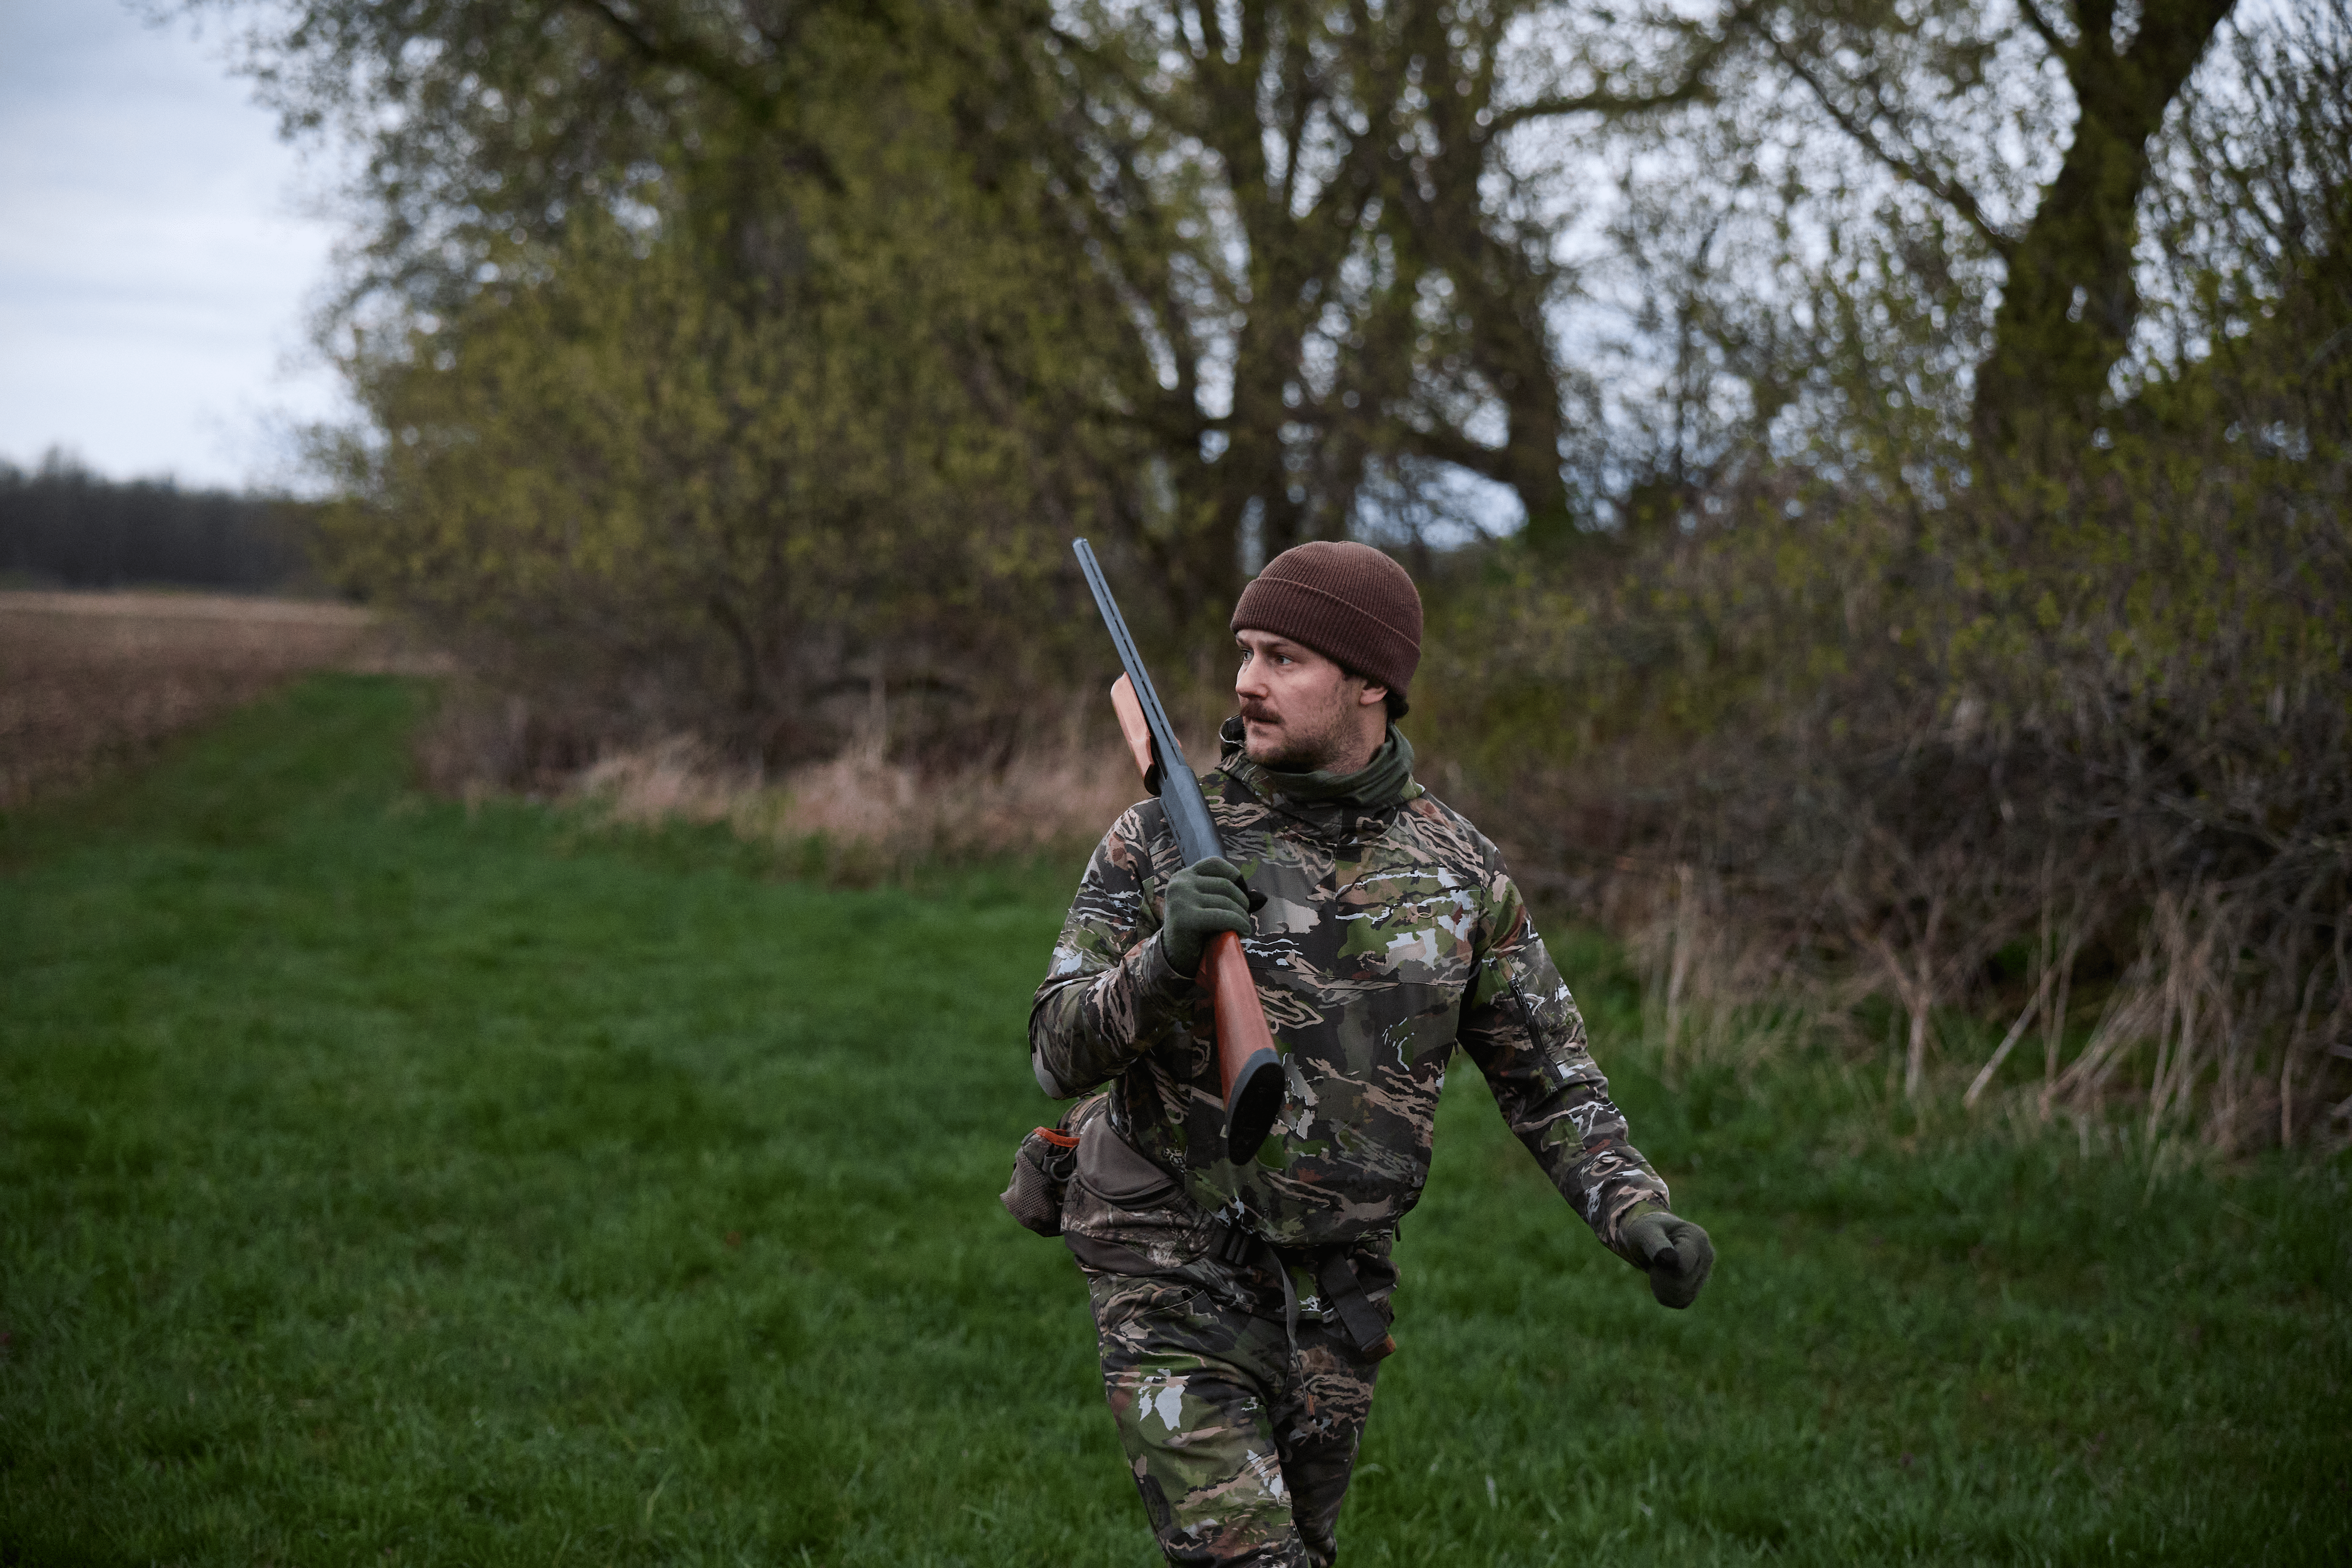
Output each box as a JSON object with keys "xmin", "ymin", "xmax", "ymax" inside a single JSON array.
[
  {"xmin": 1110, "ymin": 675, "xmax": 1285, "ymax": 1164},
  {"xmin": 1109, "ymin": 674, "xmax": 1157, "ymax": 785}
]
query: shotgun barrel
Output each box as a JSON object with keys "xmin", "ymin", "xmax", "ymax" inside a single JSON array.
[{"xmin": 1073, "ymin": 538, "xmax": 1285, "ymax": 1165}]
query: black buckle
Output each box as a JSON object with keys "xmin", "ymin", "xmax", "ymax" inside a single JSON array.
[{"xmin": 1313, "ymin": 1249, "xmax": 1398, "ymax": 1360}]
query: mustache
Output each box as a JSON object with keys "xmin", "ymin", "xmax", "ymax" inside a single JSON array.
[{"xmin": 1238, "ymin": 701, "xmax": 1281, "ymax": 724}]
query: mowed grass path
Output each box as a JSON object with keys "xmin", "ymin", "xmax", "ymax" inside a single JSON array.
[{"xmin": 1, "ymin": 676, "xmax": 2343, "ymax": 1564}]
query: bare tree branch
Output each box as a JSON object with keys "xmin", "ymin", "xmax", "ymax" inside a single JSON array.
[
  {"xmin": 1764, "ymin": 33, "xmax": 2016, "ymax": 257},
  {"xmin": 1392, "ymin": 419, "xmax": 1510, "ymax": 483},
  {"xmin": 1488, "ymin": 0, "xmax": 1766, "ymax": 138},
  {"xmin": 563, "ymin": 0, "xmax": 844, "ymax": 190}
]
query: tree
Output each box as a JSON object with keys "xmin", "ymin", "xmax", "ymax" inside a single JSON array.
[
  {"xmin": 1002, "ymin": 0, "xmax": 1748, "ymax": 595},
  {"xmin": 1742, "ymin": 0, "xmax": 2238, "ymax": 454},
  {"xmin": 2138, "ymin": 0, "xmax": 2352, "ymax": 447},
  {"xmin": 208, "ymin": 0, "xmax": 1122, "ymax": 760},
  {"xmin": 321, "ymin": 216, "xmax": 1069, "ymax": 760},
  {"xmin": 207, "ymin": 0, "xmax": 1760, "ymax": 616}
]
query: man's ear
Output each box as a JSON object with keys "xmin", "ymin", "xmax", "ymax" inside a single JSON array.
[{"xmin": 1356, "ymin": 681, "xmax": 1390, "ymax": 710}]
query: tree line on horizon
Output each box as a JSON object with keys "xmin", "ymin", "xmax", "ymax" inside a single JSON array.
[
  {"xmin": 187, "ymin": 0, "xmax": 2347, "ymax": 1152},
  {"xmin": 0, "ymin": 450, "xmax": 318, "ymax": 593}
]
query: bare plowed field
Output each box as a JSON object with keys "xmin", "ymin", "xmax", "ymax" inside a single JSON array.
[{"xmin": 0, "ymin": 590, "xmax": 446, "ymax": 806}]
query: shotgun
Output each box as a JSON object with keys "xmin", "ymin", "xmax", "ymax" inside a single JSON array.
[{"xmin": 1073, "ymin": 538, "xmax": 1286, "ymax": 1165}]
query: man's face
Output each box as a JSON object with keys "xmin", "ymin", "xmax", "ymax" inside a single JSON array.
[{"xmin": 1232, "ymin": 629, "xmax": 1387, "ymax": 771}]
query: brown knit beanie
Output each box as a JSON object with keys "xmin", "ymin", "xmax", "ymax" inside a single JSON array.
[{"xmin": 1230, "ymin": 541, "xmax": 1423, "ymax": 699}]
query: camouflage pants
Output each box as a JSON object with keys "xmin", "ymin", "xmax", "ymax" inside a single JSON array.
[{"xmin": 1089, "ymin": 1271, "xmax": 1385, "ymax": 1567}]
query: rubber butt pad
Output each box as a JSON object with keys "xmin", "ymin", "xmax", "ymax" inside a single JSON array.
[{"xmin": 1223, "ymin": 1050, "xmax": 1286, "ymax": 1165}]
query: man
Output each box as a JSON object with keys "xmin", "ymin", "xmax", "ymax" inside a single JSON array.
[{"xmin": 1030, "ymin": 541, "xmax": 1712, "ymax": 1565}]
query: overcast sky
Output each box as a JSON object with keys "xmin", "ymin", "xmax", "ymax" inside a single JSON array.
[{"xmin": 0, "ymin": 0, "xmax": 344, "ymax": 491}]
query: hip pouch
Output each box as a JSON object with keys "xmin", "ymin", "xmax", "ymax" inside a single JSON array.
[{"xmin": 999, "ymin": 1123, "xmax": 1081, "ymax": 1237}]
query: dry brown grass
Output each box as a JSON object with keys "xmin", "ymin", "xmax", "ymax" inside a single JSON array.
[
  {"xmin": 405, "ymin": 670, "xmax": 1210, "ymax": 875},
  {"xmin": 568, "ymin": 733, "xmax": 1147, "ymax": 872},
  {"xmin": 0, "ymin": 590, "xmax": 450, "ymax": 806}
]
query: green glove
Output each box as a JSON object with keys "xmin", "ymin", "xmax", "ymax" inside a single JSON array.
[
  {"xmin": 1621, "ymin": 1209, "xmax": 1715, "ymax": 1310},
  {"xmin": 1161, "ymin": 857, "xmax": 1256, "ymax": 977}
]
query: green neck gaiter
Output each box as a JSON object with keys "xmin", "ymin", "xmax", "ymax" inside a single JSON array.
[{"xmin": 1256, "ymin": 727, "xmax": 1418, "ymax": 810}]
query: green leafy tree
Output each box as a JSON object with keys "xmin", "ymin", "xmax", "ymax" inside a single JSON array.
[
  {"xmin": 320, "ymin": 213, "xmax": 1076, "ymax": 760},
  {"xmin": 204, "ymin": 0, "xmax": 1127, "ymax": 759}
]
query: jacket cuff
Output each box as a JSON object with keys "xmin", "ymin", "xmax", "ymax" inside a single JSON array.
[
  {"xmin": 1141, "ymin": 930, "xmax": 1202, "ymax": 997},
  {"xmin": 1608, "ymin": 1198, "xmax": 1673, "ymax": 1269}
]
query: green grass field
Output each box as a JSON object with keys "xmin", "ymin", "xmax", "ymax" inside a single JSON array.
[{"xmin": 2, "ymin": 675, "xmax": 2344, "ymax": 1564}]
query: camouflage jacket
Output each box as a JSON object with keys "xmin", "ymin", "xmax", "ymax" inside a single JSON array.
[{"xmin": 1029, "ymin": 720, "xmax": 1669, "ymax": 1263}]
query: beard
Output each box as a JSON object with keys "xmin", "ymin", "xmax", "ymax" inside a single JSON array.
[{"xmin": 1239, "ymin": 698, "xmax": 1353, "ymax": 771}]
